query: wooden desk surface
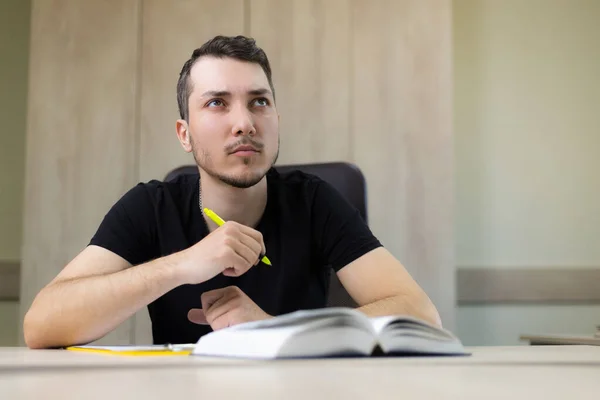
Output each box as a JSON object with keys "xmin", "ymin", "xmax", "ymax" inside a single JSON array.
[{"xmin": 1, "ymin": 346, "xmax": 599, "ymax": 399}]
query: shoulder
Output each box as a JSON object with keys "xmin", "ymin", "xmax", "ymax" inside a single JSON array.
[
  {"xmin": 268, "ymin": 166, "xmax": 355, "ymax": 203},
  {"xmin": 267, "ymin": 167, "xmax": 323, "ymax": 189},
  {"xmin": 266, "ymin": 167, "xmax": 327, "ymax": 205}
]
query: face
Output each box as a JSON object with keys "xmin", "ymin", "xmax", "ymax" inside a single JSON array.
[{"xmin": 176, "ymin": 56, "xmax": 279, "ymax": 188}]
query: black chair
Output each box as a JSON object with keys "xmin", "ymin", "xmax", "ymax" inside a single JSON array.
[{"xmin": 165, "ymin": 161, "xmax": 368, "ymax": 307}]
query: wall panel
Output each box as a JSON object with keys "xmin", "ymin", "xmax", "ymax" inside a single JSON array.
[
  {"xmin": 20, "ymin": 0, "xmax": 142, "ymax": 344},
  {"xmin": 351, "ymin": 0, "xmax": 455, "ymax": 327},
  {"xmin": 249, "ymin": 0, "xmax": 352, "ymax": 164},
  {"xmin": 139, "ymin": 0, "xmax": 246, "ymax": 182}
]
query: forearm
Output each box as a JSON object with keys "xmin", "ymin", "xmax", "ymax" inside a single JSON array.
[
  {"xmin": 24, "ymin": 252, "xmax": 186, "ymax": 349},
  {"xmin": 356, "ymin": 294, "xmax": 442, "ymax": 327}
]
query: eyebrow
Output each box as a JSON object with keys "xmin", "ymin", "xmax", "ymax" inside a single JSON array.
[{"xmin": 200, "ymin": 88, "xmax": 273, "ymax": 98}]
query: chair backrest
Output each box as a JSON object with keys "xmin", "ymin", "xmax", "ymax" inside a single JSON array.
[
  {"xmin": 164, "ymin": 161, "xmax": 367, "ymax": 307},
  {"xmin": 274, "ymin": 162, "xmax": 368, "ymax": 224}
]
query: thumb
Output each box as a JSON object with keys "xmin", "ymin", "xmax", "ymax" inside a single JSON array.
[{"xmin": 187, "ymin": 308, "xmax": 209, "ymax": 325}]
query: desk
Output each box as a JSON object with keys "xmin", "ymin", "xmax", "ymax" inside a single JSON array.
[{"xmin": 1, "ymin": 346, "xmax": 599, "ymax": 399}]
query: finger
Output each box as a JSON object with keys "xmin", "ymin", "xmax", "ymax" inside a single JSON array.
[
  {"xmin": 220, "ymin": 238, "xmax": 258, "ymax": 274},
  {"xmin": 220, "ymin": 224, "xmax": 257, "ymax": 266},
  {"xmin": 204, "ymin": 291, "xmax": 238, "ymax": 326},
  {"xmin": 216, "ymin": 242, "xmax": 253, "ymax": 275},
  {"xmin": 226, "ymin": 247, "xmax": 255, "ymax": 275},
  {"xmin": 226, "ymin": 236, "xmax": 258, "ymax": 267},
  {"xmin": 223, "ymin": 267, "xmax": 242, "ymax": 277},
  {"xmin": 210, "ymin": 311, "xmax": 234, "ymax": 330},
  {"xmin": 201, "ymin": 286, "xmax": 237, "ymax": 314},
  {"xmin": 187, "ymin": 308, "xmax": 208, "ymax": 325},
  {"xmin": 233, "ymin": 223, "xmax": 267, "ymax": 257},
  {"xmin": 236, "ymin": 231, "xmax": 262, "ymax": 265},
  {"xmin": 200, "ymin": 288, "xmax": 228, "ymax": 311}
]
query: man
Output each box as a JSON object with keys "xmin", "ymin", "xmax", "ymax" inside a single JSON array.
[{"xmin": 24, "ymin": 35, "xmax": 441, "ymax": 349}]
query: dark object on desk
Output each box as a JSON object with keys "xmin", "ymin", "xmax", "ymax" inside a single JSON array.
[
  {"xmin": 520, "ymin": 333, "xmax": 600, "ymax": 346},
  {"xmin": 165, "ymin": 161, "xmax": 368, "ymax": 308}
]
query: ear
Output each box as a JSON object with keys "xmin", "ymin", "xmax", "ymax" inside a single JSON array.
[{"xmin": 176, "ymin": 119, "xmax": 193, "ymax": 153}]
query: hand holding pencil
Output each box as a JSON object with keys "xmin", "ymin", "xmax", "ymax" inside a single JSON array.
[
  {"xmin": 204, "ymin": 208, "xmax": 271, "ymax": 266},
  {"xmin": 177, "ymin": 208, "xmax": 270, "ymax": 285}
]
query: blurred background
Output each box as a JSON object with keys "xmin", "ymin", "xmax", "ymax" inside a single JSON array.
[{"xmin": 1, "ymin": 0, "xmax": 598, "ymax": 347}]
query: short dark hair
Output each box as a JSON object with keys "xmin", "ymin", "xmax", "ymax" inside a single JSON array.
[{"xmin": 176, "ymin": 35, "xmax": 275, "ymax": 121}]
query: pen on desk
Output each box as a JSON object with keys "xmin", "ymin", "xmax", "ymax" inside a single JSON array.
[{"xmin": 203, "ymin": 207, "xmax": 272, "ymax": 266}]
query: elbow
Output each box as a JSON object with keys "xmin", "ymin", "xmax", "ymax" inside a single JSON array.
[
  {"xmin": 394, "ymin": 292, "xmax": 442, "ymax": 328},
  {"xmin": 23, "ymin": 293, "xmax": 59, "ymax": 349},
  {"xmin": 420, "ymin": 295, "xmax": 443, "ymax": 328},
  {"xmin": 23, "ymin": 308, "xmax": 47, "ymax": 349},
  {"xmin": 24, "ymin": 294, "xmax": 95, "ymax": 349},
  {"xmin": 429, "ymin": 307, "xmax": 443, "ymax": 328},
  {"xmin": 24, "ymin": 333, "xmax": 45, "ymax": 350},
  {"xmin": 23, "ymin": 308, "xmax": 73, "ymax": 349}
]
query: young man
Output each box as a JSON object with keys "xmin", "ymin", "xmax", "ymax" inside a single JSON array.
[{"xmin": 24, "ymin": 35, "xmax": 441, "ymax": 348}]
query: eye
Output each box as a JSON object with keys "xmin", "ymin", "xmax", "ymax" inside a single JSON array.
[
  {"xmin": 252, "ymin": 98, "xmax": 270, "ymax": 107},
  {"xmin": 206, "ymin": 99, "xmax": 225, "ymax": 107}
]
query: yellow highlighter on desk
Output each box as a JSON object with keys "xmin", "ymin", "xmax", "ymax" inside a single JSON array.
[
  {"xmin": 203, "ymin": 207, "xmax": 272, "ymax": 266},
  {"xmin": 66, "ymin": 344, "xmax": 194, "ymax": 356}
]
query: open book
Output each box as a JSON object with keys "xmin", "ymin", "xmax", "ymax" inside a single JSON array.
[{"xmin": 192, "ymin": 307, "xmax": 468, "ymax": 359}]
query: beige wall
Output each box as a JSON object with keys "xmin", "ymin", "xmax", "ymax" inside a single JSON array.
[
  {"xmin": 20, "ymin": 0, "xmax": 455, "ymax": 345},
  {"xmin": 454, "ymin": 0, "xmax": 600, "ymax": 344},
  {"xmin": 8, "ymin": 0, "xmax": 600, "ymax": 348},
  {"xmin": 0, "ymin": 302, "xmax": 19, "ymax": 346},
  {"xmin": 20, "ymin": 0, "xmax": 142, "ymax": 345},
  {"xmin": 0, "ymin": 0, "xmax": 30, "ymax": 347},
  {"xmin": 0, "ymin": 0, "xmax": 30, "ymax": 262}
]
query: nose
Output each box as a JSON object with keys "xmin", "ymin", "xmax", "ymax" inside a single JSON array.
[{"xmin": 230, "ymin": 104, "xmax": 256, "ymax": 137}]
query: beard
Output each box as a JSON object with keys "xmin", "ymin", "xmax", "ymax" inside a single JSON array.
[{"xmin": 190, "ymin": 135, "xmax": 279, "ymax": 189}]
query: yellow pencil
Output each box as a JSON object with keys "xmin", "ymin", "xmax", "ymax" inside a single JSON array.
[
  {"xmin": 65, "ymin": 345, "xmax": 192, "ymax": 356},
  {"xmin": 203, "ymin": 207, "xmax": 272, "ymax": 266},
  {"xmin": 66, "ymin": 347, "xmax": 191, "ymax": 356}
]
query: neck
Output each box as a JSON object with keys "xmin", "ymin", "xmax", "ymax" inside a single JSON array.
[{"xmin": 199, "ymin": 169, "xmax": 268, "ymax": 230}]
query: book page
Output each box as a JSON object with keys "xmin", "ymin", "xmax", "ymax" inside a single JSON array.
[
  {"xmin": 370, "ymin": 316, "xmax": 399, "ymax": 335},
  {"xmin": 227, "ymin": 307, "xmax": 365, "ymax": 331}
]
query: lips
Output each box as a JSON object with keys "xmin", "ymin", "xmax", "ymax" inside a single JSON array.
[{"xmin": 230, "ymin": 145, "xmax": 259, "ymax": 154}]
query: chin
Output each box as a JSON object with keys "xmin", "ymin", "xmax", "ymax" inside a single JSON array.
[
  {"xmin": 199, "ymin": 146, "xmax": 279, "ymax": 189},
  {"xmin": 219, "ymin": 163, "xmax": 269, "ymax": 189}
]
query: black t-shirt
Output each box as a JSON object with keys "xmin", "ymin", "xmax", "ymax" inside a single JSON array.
[{"xmin": 90, "ymin": 168, "xmax": 382, "ymax": 344}]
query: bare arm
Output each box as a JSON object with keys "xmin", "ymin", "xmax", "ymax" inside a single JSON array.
[
  {"xmin": 23, "ymin": 222, "xmax": 266, "ymax": 349},
  {"xmin": 337, "ymin": 247, "xmax": 442, "ymax": 326},
  {"xmin": 23, "ymin": 245, "xmax": 186, "ymax": 349}
]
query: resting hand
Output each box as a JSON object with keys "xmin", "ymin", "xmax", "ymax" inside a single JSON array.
[{"xmin": 188, "ymin": 286, "xmax": 272, "ymax": 330}]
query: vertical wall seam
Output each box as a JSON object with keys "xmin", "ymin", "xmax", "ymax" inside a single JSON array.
[
  {"xmin": 130, "ymin": 0, "xmax": 144, "ymax": 345},
  {"xmin": 348, "ymin": 1, "xmax": 354, "ymax": 162},
  {"xmin": 243, "ymin": 0, "xmax": 251, "ymax": 35}
]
